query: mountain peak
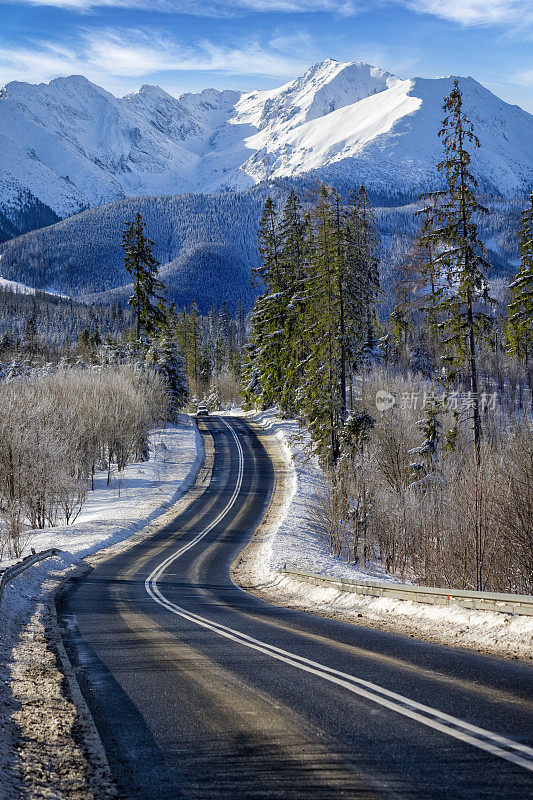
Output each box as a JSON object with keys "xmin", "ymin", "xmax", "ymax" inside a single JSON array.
[
  {"xmin": 0, "ymin": 61, "xmax": 531, "ymax": 230},
  {"xmin": 48, "ymin": 74, "xmax": 115, "ymax": 98},
  {"xmin": 235, "ymin": 58, "xmax": 400, "ymax": 133},
  {"xmin": 128, "ymin": 83, "xmax": 174, "ymax": 101},
  {"xmin": 49, "ymin": 74, "xmax": 93, "ymax": 87}
]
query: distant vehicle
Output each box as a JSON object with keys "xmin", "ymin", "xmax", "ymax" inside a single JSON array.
[{"xmin": 196, "ymin": 404, "xmax": 209, "ymax": 417}]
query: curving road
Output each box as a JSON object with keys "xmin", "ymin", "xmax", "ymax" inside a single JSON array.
[{"xmin": 59, "ymin": 416, "xmax": 533, "ymax": 800}]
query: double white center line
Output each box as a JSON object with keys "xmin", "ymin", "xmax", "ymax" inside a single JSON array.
[{"xmin": 145, "ymin": 417, "xmax": 533, "ymax": 774}]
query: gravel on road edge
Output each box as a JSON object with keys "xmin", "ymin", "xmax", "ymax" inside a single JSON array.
[{"xmin": 0, "ymin": 422, "xmax": 214, "ymax": 800}]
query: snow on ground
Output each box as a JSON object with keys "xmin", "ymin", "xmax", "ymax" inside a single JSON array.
[
  {"xmin": 0, "ymin": 271, "xmax": 69, "ymax": 298},
  {"xmin": 242, "ymin": 408, "xmax": 399, "ymax": 583},
  {"xmin": 0, "ymin": 276, "xmax": 37, "ymax": 295},
  {"xmin": 0, "ymin": 414, "xmax": 201, "ymax": 570},
  {"xmin": 235, "ymin": 409, "xmax": 533, "ymax": 661},
  {"xmin": 0, "ymin": 414, "xmax": 202, "ymax": 800}
]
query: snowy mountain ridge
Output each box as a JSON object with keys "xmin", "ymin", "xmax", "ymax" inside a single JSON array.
[{"xmin": 0, "ymin": 58, "xmax": 532, "ymax": 235}]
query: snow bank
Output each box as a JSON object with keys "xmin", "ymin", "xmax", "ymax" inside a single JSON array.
[
  {"xmin": 0, "ymin": 275, "xmax": 68, "ymax": 298},
  {"xmin": 0, "ymin": 414, "xmax": 202, "ymax": 571},
  {"xmin": 237, "ymin": 409, "xmax": 533, "ymax": 660},
  {"xmin": 243, "ymin": 408, "xmax": 398, "ymax": 583},
  {"xmin": 0, "ymin": 414, "xmax": 203, "ymax": 800}
]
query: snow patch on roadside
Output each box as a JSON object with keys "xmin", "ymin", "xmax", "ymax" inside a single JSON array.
[
  {"xmin": 243, "ymin": 408, "xmax": 397, "ymax": 583},
  {"xmin": 238, "ymin": 409, "xmax": 533, "ymax": 661},
  {"xmin": 1, "ymin": 415, "xmax": 202, "ymax": 570},
  {"xmin": 0, "ymin": 557, "xmax": 116, "ymax": 800},
  {"xmin": 0, "ymin": 414, "xmax": 203, "ymax": 800}
]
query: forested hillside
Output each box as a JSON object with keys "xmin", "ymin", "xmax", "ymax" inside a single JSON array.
[
  {"xmin": 0, "ymin": 185, "xmax": 284, "ymax": 313},
  {"xmin": 0, "ymin": 189, "xmax": 60, "ymax": 244},
  {"xmin": 0, "ymin": 181, "xmax": 522, "ymax": 314},
  {"xmin": 0, "ymin": 288, "xmax": 128, "ymax": 355}
]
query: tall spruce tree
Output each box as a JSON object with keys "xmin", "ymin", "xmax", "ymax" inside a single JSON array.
[
  {"xmin": 389, "ymin": 199, "xmax": 443, "ymax": 371},
  {"xmin": 507, "ymin": 192, "xmax": 533, "ymax": 395},
  {"xmin": 245, "ymin": 186, "xmax": 379, "ymax": 464},
  {"xmin": 299, "ymin": 186, "xmax": 380, "ymax": 464},
  {"xmin": 299, "ymin": 186, "xmax": 341, "ymax": 461},
  {"xmin": 420, "ymin": 80, "xmax": 493, "ymax": 464},
  {"xmin": 187, "ymin": 301, "xmax": 201, "ymax": 384},
  {"xmin": 245, "ymin": 197, "xmax": 287, "ymax": 408},
  {"xmin": 145, "ymin": 334, "xmax": 188, "ymax": 418},
  {"xmin": 277, "ymin": 189, "xmax": 307, "ymax": 415},
  {"xmin": 122, "ymin": 212, "xmax": 166, "ymax": 341},
  {"xmin": 343, "ymin": 185, "xmax": 380, "ymax": 374},
  {"xmin": 415, "ymin": 199, "xmax": 443, "ymax": 355}
]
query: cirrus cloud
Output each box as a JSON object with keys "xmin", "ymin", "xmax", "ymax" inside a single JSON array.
[
  {"xmin": 0, "ymin": 28, "xmax": 311, "ymax": 94},
  {"xmin": 2, "ymin": 0, "xmax": 533, "ymax": 28},
  {"xmin": 0, "ymin": 0, "xmax": 360, "ymax": 13}
]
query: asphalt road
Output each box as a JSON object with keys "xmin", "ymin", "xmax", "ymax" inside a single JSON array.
[{"xmin": 59, "ymin": 415, "xmax": 533, "ymax": 800}]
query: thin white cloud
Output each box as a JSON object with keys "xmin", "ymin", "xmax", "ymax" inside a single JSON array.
[
  {"xmin": 0, "ymin": 0, "xmax": 359, "ymax": 13},
  {"xmin": 82, "ymin": 29, "xmax": 309, "ymax": 77},
  {"xmin": 511, "ymin": 68, "xmax": 533, "ymax": 87},
  {"xmin": 4, "ymin": 0, "xmax": 533, "ymax": 30},
  {"xmin": 0, "ymin": 45, "xmax": 82, "ymax": 85},
  {"xmin": 0, "ymin": 29, "xmax": 310, "ymax": 92},
  {"xmin": 399, "ymin": 0, "xmax": 533, "ymax": 28}
]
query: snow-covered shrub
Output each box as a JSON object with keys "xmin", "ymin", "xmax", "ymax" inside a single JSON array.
[{"xmin": 0, "ymin": 365, "xmax": 167, "ymax": 557}]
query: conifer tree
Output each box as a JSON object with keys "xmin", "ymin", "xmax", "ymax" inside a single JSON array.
[
  {"xmin": 299, "ymin": 186, "xmax": 341, "ymax": 461},
  {"xmin": 187, "ymin": 301, "xmax": 201, "ymax": 385},
  {"xmin": 76, "ymin": 326, "xmax": 91, "ymax": 357},
  {"xmin": 235, "ymin": 299, "xmax": 247, "ymax": 349},
  {"xmin": 389, "ymin": 273, "xmax": 412, "ymax": 353},
  {"xmin": 23, "ymin": 314, "xmax": 39, "ymax": 355},
  {"xmin": 91, "ymin": 323, "xmax": 101, "ymax": 349},
  {"xmin": 145, "ymin": 335, "xmax": 188, "ymax": 418},
  {"xmin": 245, "ymin": 197, "xmax": 287, "ymax": 408},
  {"xmin": 409, "ymin": 403, "xmax": 442, "ymax": 490},
  {"xmin": 300, "ymin": 186, "xmax": 380, "ymax": 464},
  {"xmin": 122, "ymin": 212, "xmax": 166, "ymax": 341},
  {"xmin": 421, "ymin": 80, "xmax": 493, "ymax": 463},
  {"xmin": 343, "ymin": 186, "xmax": 380, "ymax": 375},
  {"xmin": 389, "ymin": 200, "xmax": 443, "ymax": 371},
  {"xmin": 277, "ymin": 189, "xmax": 307, "ymax": 414},
  {"xmin": 245, "ymin": 186, "xmax": 380, "ymax": 464},
  {"xmin": 507, "ymin": 192, "xmax": 533, "ymax": 394},
  {"xmin": 415, "ymin": 199, "xmax": 443, "ymax": 360}
]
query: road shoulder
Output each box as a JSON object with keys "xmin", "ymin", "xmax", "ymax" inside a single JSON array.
[
  {"xmin": 232, "ymin": 411, "xmax": 533, "ymax": 663},
  {"xmin": 0, "ymin": 417, "xmax": 212, "ymax": 800}
]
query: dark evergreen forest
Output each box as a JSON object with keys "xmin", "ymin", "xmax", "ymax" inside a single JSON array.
[{"xmin": 0, "ymin": 180, "xmax": 522, "ymax": 316}]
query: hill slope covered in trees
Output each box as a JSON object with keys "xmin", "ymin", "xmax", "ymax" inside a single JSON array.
[{"xmin": 0, "ymin": 182, "xmax": 522, "ymax": 313}]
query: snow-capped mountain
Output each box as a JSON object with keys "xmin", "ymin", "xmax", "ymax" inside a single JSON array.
[{"xmin": 1, "ymin": 59, "xmax": 532, "ymax": 236}]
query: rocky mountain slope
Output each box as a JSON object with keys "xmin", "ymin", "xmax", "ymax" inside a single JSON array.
[{"xmin": 1, "ymin": 59, "xmax": 532, "ymax": 241}]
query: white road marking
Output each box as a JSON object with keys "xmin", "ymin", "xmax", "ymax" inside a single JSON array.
[{"xmin": 145, "ymin": 417, "xmax": 533, "ymax": 774}]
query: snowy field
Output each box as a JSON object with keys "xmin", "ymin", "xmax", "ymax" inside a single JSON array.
[
  {"xmin": 0, "ymin": 414, "xmax": 203, "ymax": 800},
  {"xmin": 235, "ymin": 409, "xmax": 533, "ymax": 660},
  {"xmin": 0, "ymin": 273, "xmax": 68, "ymax": 298},
  {"xmin": 0, "ymin": 414, "xmax": 202, "ymax": 571}
]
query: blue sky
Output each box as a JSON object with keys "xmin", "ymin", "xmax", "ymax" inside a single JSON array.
[{"xmin": 1, "ymin": 1, "xmax": 532, "ymax": 112}]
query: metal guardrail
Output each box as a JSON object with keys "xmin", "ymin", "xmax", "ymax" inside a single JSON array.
[
  {"xmin": 0, "ymin": 548, "xmax": 60, "ymax": 603},
  {"xmin": 279, "ymin": 568, "xmax": 533, "ymax": 616}
]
